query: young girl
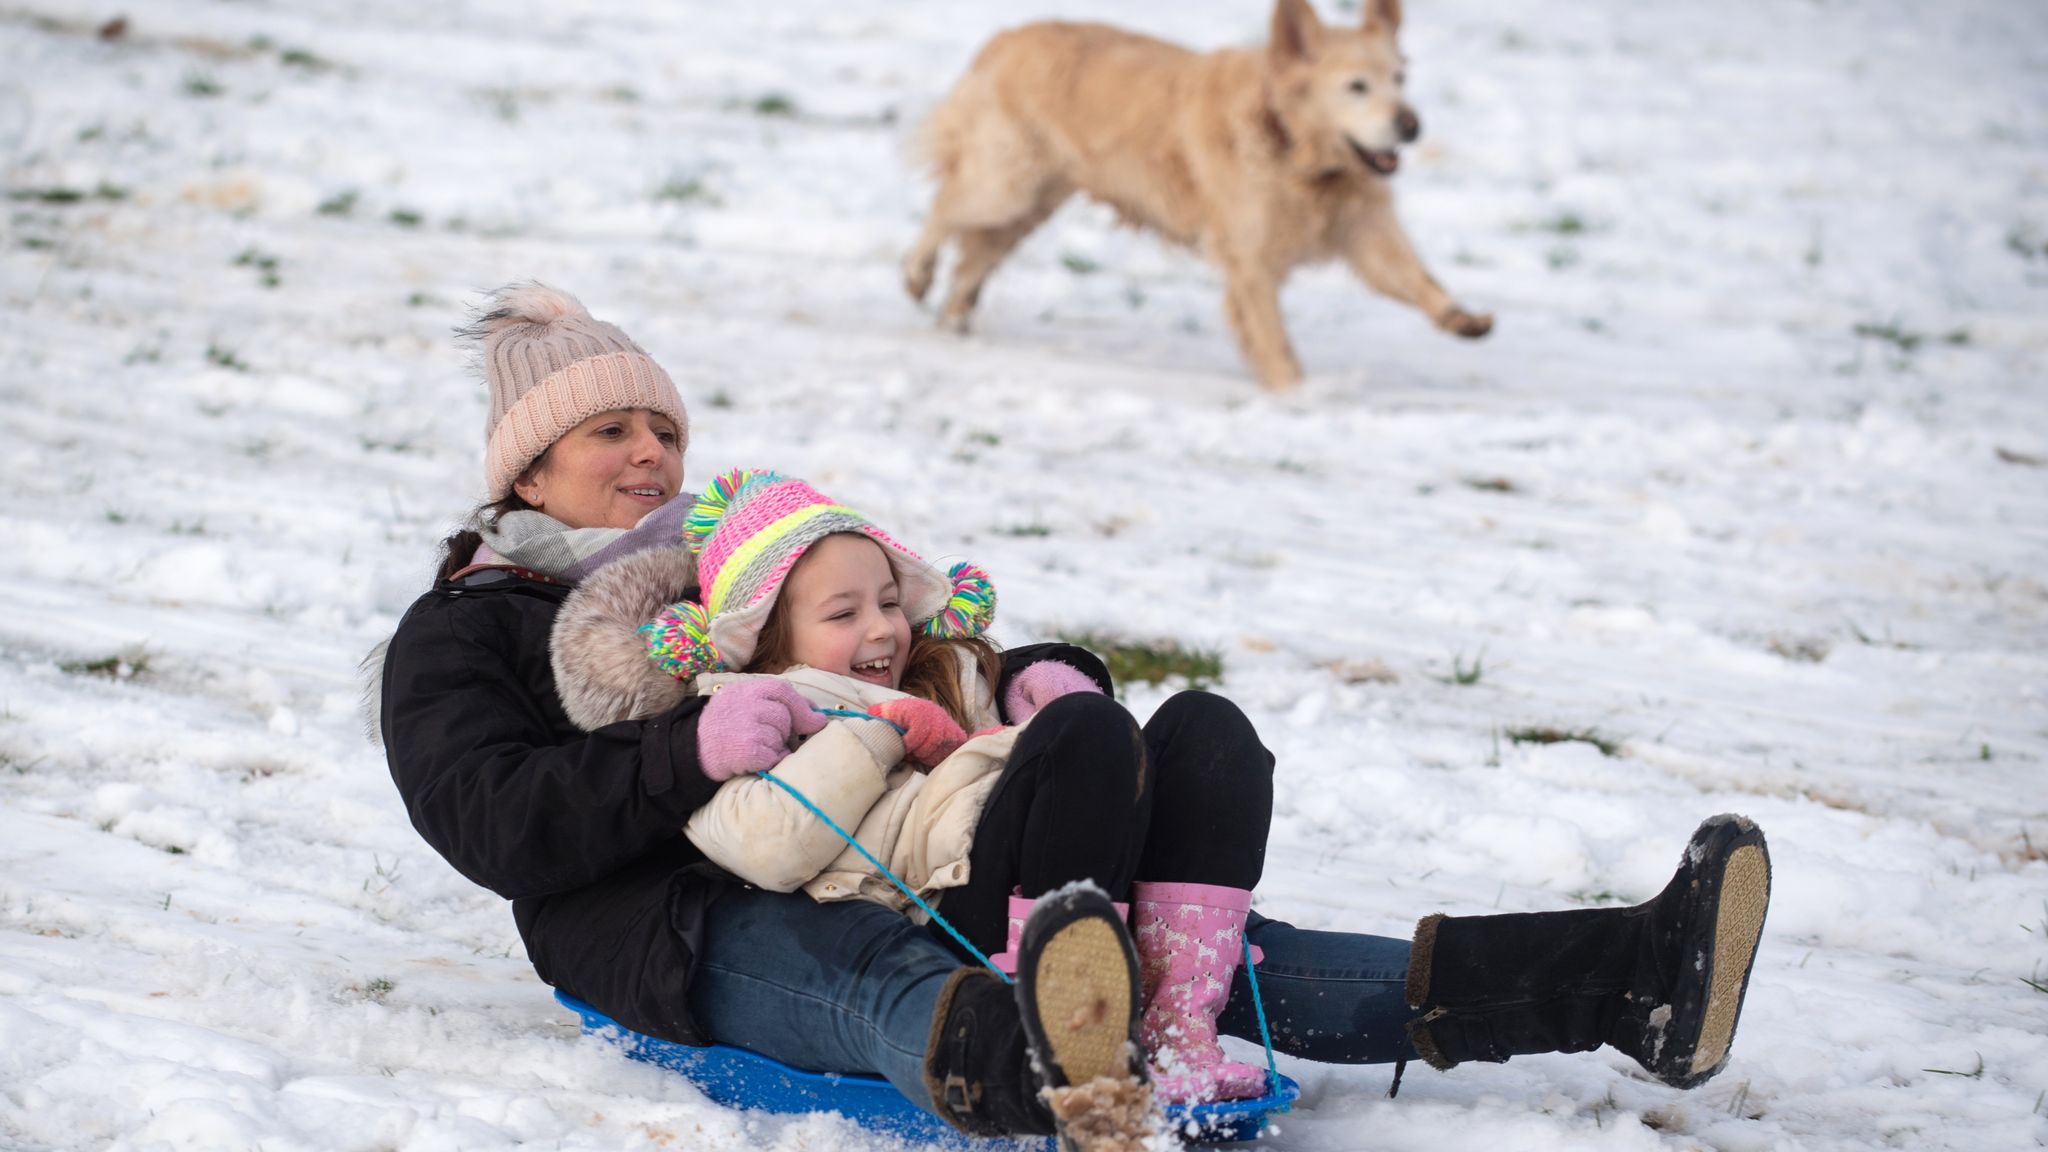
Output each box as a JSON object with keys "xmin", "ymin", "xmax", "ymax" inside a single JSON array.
[{"xmin": 551, "ymin": 466, "xmax": 1273, "ymax": 1104}]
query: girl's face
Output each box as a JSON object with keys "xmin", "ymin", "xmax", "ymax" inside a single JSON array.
[
  {"xmin": 512, "ymin": 408, "xmax": 684, "ymax": 530},
  {"xmin": 770, "ymin": 533, "xmax": 913, "ymax": 689}
]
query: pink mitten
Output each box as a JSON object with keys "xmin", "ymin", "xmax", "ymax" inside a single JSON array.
[
  {"xmin": 1001, "ymin": 660, "xmax": 1103, "ymax": 724},
  {"xmin": 867, "ymin": 698, "xmax": 968, "ymax": 767},
  {"xmin": 696, "ymin": 680, "xmax": 828, "ymax": 782}
]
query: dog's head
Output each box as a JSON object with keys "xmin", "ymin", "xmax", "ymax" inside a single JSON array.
[{"xmin": 1266, "ymin": 0, "xmax": 1418, "ymax": 178}]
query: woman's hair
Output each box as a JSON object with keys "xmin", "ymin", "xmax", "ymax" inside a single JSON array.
[
  {"xmin": 433, "ymin": 453, "xmax": 546, "ymax": 581},
  {"xmin": 745, "ymin": 600, "xmax": 1003, "ymax": 732}
]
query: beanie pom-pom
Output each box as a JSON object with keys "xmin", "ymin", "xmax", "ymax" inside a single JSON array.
[
  {"xmin": 463, "ymin": 281, "xmax": 592, "ymax": 341},
  {"xmin": 923, "ymin": 561, "xmax": 996, "ymax": 639},
  {"xmin": 641, "ymin": 600, "xmax": 725, "ymax": 680},
  {"xmin": 685, "ymin": 467, "xmax": 784, "ymax": 552}
]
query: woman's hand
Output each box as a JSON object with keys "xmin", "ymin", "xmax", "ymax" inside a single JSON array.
[
  {"xmin": 1001, "ymin": 660, "xmax": 1103, "ymax": 724},
  {"xmin": 696, "ymin": 680, "xmax": 829, "ymax": 782},
  {"xmin": 867, "ymin": 698, "xmax": 968, "ymax": 767}
]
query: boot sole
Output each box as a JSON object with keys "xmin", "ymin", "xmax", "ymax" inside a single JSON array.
[
  {"xmin": 1023, "ymin": 915, "xmax": 1139, "ymax": 1086},
  {"xmin": 1689, "ymin": 840, "xmax": 1769, "ymax": 1080}
]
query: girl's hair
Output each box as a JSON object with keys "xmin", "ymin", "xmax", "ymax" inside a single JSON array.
[
  {"xmin": 745, "ymin": 594, "xmax": 1003, "ymax": 732},
  {"xmin": 433, "ymin": 457, "xmax": 545, "ymax": 582},
  {"xmin": 897, "ymin": 634, "xmax": 1004, "ymax": 731}
]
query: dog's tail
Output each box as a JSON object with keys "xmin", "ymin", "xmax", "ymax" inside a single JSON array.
[
  {"xmin": 906, "ymin": 29, "xmax": 1032, "ymax": 176},
  {"xmin": 905, "ymin": 67, "xmax": 982, "ymax": 177}
]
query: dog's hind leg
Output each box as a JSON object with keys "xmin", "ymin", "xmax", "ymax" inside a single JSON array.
[
  {"xmin": 1342, "ymin": 208, "xmax": 1493, "ymax": 339},
  {"xmin": 903, "ymin": 213, "xmax": 950, "ymax": 303},
  {"xmin": 938, "ymin": 183, "xmax": 1071, "ymax": 333}
]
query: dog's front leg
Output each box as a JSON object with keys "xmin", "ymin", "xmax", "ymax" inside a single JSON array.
[
  {"xmin": 1219, "ymin": 265, "xmax": 1303, "ymax": 391},
  {"xmin": 1343, "ymin": 208, "xmax": 1493, "ymax": 339}
]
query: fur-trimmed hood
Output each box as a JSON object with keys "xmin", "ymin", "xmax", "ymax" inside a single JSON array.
[{"xmin": 549, "ymin": 543, "xmax": 699, "ymax": 731}]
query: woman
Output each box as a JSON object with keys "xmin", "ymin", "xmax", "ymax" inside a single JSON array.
[{"xmin": 376, "ymin": 284, "xmax": 1771, "ymax": 1146}]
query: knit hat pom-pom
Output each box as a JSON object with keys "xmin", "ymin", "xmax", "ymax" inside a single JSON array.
[
  {"xmin": 685, "ymin": 467, "xmax": 784, "ymax": 552},
  {"xmin": 922, "ymin": 561, "xmax": 996, "ymax": 638},
  {"xmin": 641, "ymin": 599, "xmax": 725, "ymax": 679},
  {"xmin": 471, "ymin": 282, "xmax": 593, "ymax": 337}
]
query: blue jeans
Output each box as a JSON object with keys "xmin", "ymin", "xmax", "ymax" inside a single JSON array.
[{"xmin": 688, "ymin": 889, "xmax": 1417, "ymax": 1115}]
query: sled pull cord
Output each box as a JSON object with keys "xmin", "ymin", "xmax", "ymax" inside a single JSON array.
[
  {"xmin": 765, "ymin": 707, "xmax": 1014, "ymax": 983},
  {"xmin": 1243, "ymin": 934, "xmax": 1289, "ymax": 1111}
]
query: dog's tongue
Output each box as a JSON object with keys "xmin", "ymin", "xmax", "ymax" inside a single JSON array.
[{"xmin": 1370, "ymin": 150, "xmax": 1400, "ymax": 175}]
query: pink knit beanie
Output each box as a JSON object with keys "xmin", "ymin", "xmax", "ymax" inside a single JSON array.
[
  {"xmin": 463, "ymin": 283, "xmax": 689, "ymax": 500},
  {"xmin": 640, "ymin": 468, "xmax": 997, "ymax": 678}
]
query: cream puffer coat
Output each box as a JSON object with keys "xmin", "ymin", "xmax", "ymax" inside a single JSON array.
[
  {"xmin": 546, "ymin": 541, "xmax": 1016, "ymax": 918},
  {"xmin": 684, "ymin": 662, "xmax": 1014, "ymax": 914}
]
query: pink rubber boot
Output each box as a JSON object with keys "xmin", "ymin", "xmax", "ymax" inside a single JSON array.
[
  {"xmin": 990, "ymin": 889, "xmax": 1128, "ymax": 975},
  {"xmin": 1130, "ymin": 881, "xmax": 1270, "ymax": 1104}
]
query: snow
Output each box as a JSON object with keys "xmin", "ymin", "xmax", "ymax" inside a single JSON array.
[{"xmin": 2, "ymin": 0, "xmax": 2045, "ymax": 1148}]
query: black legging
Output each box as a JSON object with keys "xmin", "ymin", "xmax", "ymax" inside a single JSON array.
[{"xmin": 938, "ymin": 690, "xmax": 1275, "ymax": 959}]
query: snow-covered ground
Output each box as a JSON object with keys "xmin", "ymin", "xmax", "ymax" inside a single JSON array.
[{"xmin": 3, "ymin": 0, "xmax": 2045, "ymax": 1147}]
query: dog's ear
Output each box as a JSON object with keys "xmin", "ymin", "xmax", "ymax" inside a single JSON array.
[
  {"xmin": 1363, "ymin": 0, "xmax": 1403, "ymax": 35},
  {"xmin": 1269, "ymin": 0, "xmax": 1325, "ymax": 65}
]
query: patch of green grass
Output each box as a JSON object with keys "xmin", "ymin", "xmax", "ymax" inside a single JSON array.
[
  {"xmin": 183, "ymin": 72, "xmax": 224, "ymax": 98},
  {"xmin": 1055, "ymin": 631, "xmax": 1223, "ymax": 693},
  {"xmin": 479, "ymin": 87, "xmax": 521, "ymax": 122},
  {"xmin": 1505, "ymin": 725, "xmax": 1622, "ymax": 757},
  {"xmin": 9, "ymin": 183, "xmax": 126, "ymax": 205},
  {"xmin": 316, "ymin": 189, "xmax": 359, "ymax": 217},
  {"xmin": 706, "ymin": 388, "xmax": 734, "ymax": 409},
  {"xmin": 752, "ymin": 92, "xmax": 798, "ymax": 117},
  {"xmin": 1766, "ymin": 635, "xmax": 1830, "ymax": 664},
  {"xmin": 2007, "ymin": 225, "xmax": 2045, "ymax": 263},
  {"xmin": 233, "ymin": 246, "xmax": 281, "ymax": 288},
  {"xmin": 279, "ymin": 47, "xmax": 333, "ymax": 71},
  {"xmin": 1853, "ymin": 320, "xmax": 1926, "ymax": 354},
  {"xmin": 1461, "ymin": 475, "xmax": 1518, "ymax": 494},
  {"xmin": 388, "ymin": 207, "xmax": 423, "ymax": 228},
  {"xmin": 655, "ymin": 174, "xmax": 718, "ymax": 205},
  {"xmin": 1922, "ymin": 1053, "xmax": 1986, "ymax": 1078},
  {"xmin": 205, "ymin": 343, "xmax": 250, "ymax": 372},
  {"xmin": 60, "ymin": 650, "xmax": 151, "ymax": 680},
  {"xmin": 1537, "ymin": 210, "xmax": 1589, "ymax": 236},
  {"xmin": 994, "ymin": 523, "xmax": 1053, "ymax": 538},
  {"xmin": 1060, "ymin": 252, "xmax": 1101, "ymax": 275},
  {"xmin": 1437, "ymin": 648, "xmax": 1488, "ymax": 686},
  {"xmin": 1546, "ymin": 246, "xmax": 1580, "ymax": 272},
  {"xmin": 348, "ymin": 976, "xmax": 397, "ymax": 1004}
]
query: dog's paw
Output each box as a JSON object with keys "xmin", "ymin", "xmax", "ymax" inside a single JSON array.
[
  {"xmin": 1257, "ymin": 365, "xmax": 1304, "ymax": 392},
  {"xmin": 903, "ymin": 259, "xmax": 935, "ymax": 303},
  {"xmin": 939, "ymin": 310, "xmax": 974, "ymax": 336},
  {"xmin": 1439, "ymin": 309, "xmax": 1494, "ymax": 339}
]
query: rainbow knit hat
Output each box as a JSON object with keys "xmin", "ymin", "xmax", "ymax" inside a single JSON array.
[{"xmin": 641, "ymin": 468, "xmax": 996, "ymax": 678}]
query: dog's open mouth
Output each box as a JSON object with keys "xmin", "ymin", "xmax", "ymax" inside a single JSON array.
[{"xmin": 1347, "ymin": 139, "xmax": 1401, "ymax": 175}]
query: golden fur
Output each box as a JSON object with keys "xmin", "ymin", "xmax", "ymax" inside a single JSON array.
[{"xmin": 904, "ymin": 0, "xmax": 1491, "ymax": 391}]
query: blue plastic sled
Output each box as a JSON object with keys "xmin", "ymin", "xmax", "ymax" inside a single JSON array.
[{"xmin": 557, "ymin": 990, "xmax": 1299, "ymax": 1146}]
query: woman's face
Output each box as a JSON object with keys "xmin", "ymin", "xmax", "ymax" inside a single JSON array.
[
  {"xmin": 770, "ymin": 533, "xmax": 913, "ymax": 690},
  {"xmin": 513, "ymin": 408, "xmax": 684, "ymax": 530}
]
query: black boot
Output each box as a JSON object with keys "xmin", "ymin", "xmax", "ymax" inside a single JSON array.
[
  {"xmin": 1405, "ymin": 814, "xmax": 1771, "ymax": 1089},
  {"xmin": 923, "ymin": 885, "xmax": 1157, "ymax": 1146},
  {"xmin": 922, "ymin": 966, "xmax": 1057, "ymax": 1137}
]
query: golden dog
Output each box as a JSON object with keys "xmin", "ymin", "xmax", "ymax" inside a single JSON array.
[{"xmin": 904, "ymin": 0, "xmax": 1491, "ymax": 390}]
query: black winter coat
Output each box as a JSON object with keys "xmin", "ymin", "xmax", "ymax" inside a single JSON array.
[{"xmin": 379, "ymin": 564, "xmax": 1111, "ymax": 1045}]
